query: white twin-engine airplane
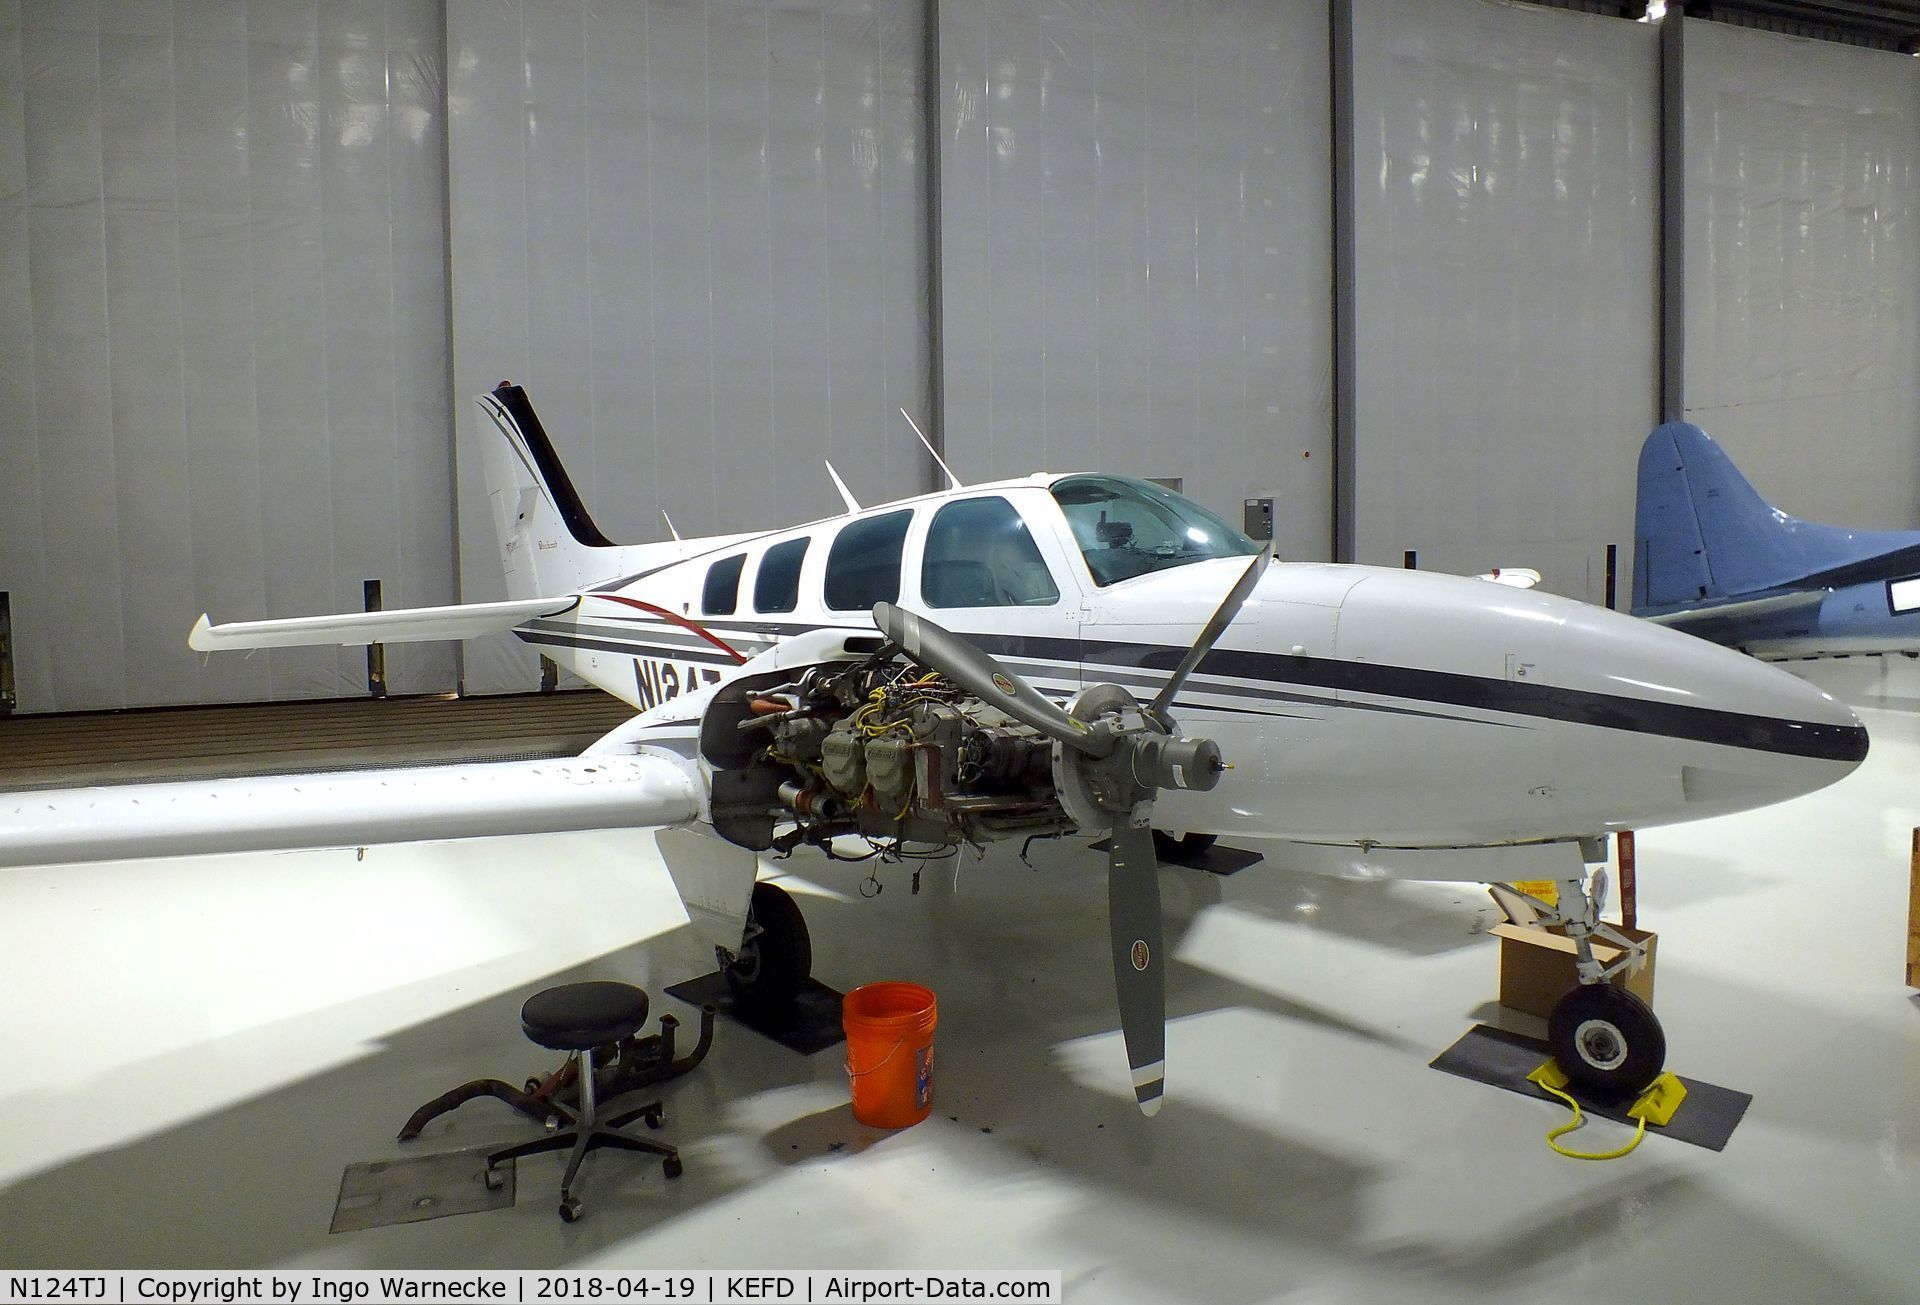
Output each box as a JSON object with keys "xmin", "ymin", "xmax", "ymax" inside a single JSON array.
[{"xmin": 3, "ymin": 384, "xmax": 1869, "ymax": 1114}]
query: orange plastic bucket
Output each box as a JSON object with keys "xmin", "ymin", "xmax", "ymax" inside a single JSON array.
[{"xmin": 843, "ymin": 982, "xmax": 938, "ymax": 1128}]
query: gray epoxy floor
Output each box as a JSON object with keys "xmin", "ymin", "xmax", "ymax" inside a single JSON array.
[{"xmin": 2, "ymin": 673, "xmax": 1917, "ymax": 1301}]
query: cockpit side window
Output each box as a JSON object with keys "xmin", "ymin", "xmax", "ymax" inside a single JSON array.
[
  {"xmin": 1050, "ymin": 475, "xmax": 1258, "ymax": 586},
  {"xmin": 922, "ymin": 496, "xmax": 1060, "ymax": 608},
  {"xmin": 702, "ymin": 554, "xmax": 746, "ymax": 615},
  {"xmin": 825, "ymin": 510, "xmax": 913, "ymax": 612},
  {"xmin": 754, "ymin": 537, "xmax": 809, "ymax": 614}
]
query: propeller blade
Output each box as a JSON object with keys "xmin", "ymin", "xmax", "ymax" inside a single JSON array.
[
  {"xmin": 872, "ymin": 602, "xmax": 1109, "ymax": 756},
  {"xmin": 1108, "ymin": 820, "xmax": 1167, "ymax": 1116},
  {"xmin": 1147, "ymin": 544, "xmax": 1272, "ymax": 726}
]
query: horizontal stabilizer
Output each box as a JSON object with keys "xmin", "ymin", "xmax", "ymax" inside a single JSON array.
[
  {"xmin": 0, "ymin": 753, "xmax": 699, "ymax": 869},
  {"xmin": 1641, "ymin": 589, "xmax": 1824, "ymax": 631},
  {"xmin": 189, "ymin": 596, "xmax": 580, "ymax": 652}
]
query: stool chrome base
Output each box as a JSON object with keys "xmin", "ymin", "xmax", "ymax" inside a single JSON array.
[{"xmin": 482, "ymin": 1045, "xmax": 684, "ymax": 1222}]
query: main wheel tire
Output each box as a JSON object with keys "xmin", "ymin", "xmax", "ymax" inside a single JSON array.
[
  {"xmin": 1547, "ymin": 983, "xmax": 1665, "ymax": 1101},
  {"xmin": 1151, "ymin": 831, "xmax": 1219, "ymax": 862},
  {"xmin": 723, "ymin": 882, "xmax": 812, "ymax": 1009}
]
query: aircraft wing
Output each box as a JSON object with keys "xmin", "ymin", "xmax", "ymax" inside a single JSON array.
[
  {"xmin": 1641, "ymin": 588, "xmax": 1824, "ymax": 633},
  {"xmin": 188, "ymin": 595, "xmax": 580, "ymax": 652},
  {"xmin": 0, "ymin": 753, "xmax": 700, "ymax": 870}
]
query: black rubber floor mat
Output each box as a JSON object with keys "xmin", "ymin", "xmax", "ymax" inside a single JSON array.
[
  {"xmin": 1088, "ymin": 838, "xmax": 1264, "ymax": 876},
  {"xmin": 665, "ymin": 970, "xmax": 846, "ymax": 1055},
  {"xmin": 1431, "ymin": 1023, "xmax": 1752, "ymax": 1152}
]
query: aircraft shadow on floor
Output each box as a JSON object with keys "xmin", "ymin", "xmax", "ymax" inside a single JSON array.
[
  {"xmin": 0, "ymin": 839, "xmax": 1438, "ymax": 1272},
  {"xmin": 7, "ymin": 833, "xmax": 1896, "ymax": 1285}
]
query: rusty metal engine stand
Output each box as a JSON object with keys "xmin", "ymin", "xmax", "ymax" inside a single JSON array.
[{"xmin": 398, "ymin": 1004, "xmax": 717, "ymax": 1143}]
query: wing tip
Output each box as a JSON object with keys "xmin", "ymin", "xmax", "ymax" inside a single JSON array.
[{"xmin": 187, "ymin": 614, "xmax": 215, "ymax": 652}]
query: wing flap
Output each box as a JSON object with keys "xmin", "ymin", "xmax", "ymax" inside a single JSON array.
[
  {"xmin": 188, "ymin": 596, "xmax": 580, "ymax": 652},
  {"xmin": 0, "ymin": 753, "xmax": 699, "ymax": 869}
]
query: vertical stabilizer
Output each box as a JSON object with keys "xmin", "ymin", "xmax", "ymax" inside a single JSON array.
[
  {"xmin": 476, "ymin": 384, "xmax": 619, "ymax": 600},
  {"xmin": 1633, "ymin": 422, "xmax": 1905, "ymax": 612},
  {"xmin": 1634, "ymin": 423, "xmax": 1726, "ymax": 610}
]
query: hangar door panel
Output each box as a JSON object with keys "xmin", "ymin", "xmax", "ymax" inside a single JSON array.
[
  {"xmin": 1683, "ymin": 20, "xmax": 1920, "ymax": 530},
  {"xmin": 0, "ymin": 0, "xmax": 456, "ymax": 712},
  {"xmin": 448, "ymin": 1, "xmax": 930, "ymax": 695},
  {"xmin": 1350, "ymin": 0, "xmax": 1658, "ymax": 603},
  {"xmin": 937, "ymin": 0, "xmax": 1332, "ymax": 563}
]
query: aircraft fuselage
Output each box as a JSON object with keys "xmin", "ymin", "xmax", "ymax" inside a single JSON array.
[{"xmin": 512, "ymin": 478, "xmax": 1866, "ymax": 863}]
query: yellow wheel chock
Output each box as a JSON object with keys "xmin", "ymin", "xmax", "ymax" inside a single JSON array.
[{"xmin": 1526, "ymin": 1058, "xmax": 1688, "ymax": 1160}]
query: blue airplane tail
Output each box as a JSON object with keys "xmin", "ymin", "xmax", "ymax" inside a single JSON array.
[{"xmin": 1632, "ymin": 422, "xmax": 1903, "ymax": 612}]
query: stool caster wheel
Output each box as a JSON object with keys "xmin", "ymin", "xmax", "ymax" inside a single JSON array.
[
  {"xmin": 663, "ymin": 1156, "xmax": 683, "ymax": 1180},
  {"xmin": 559, "ymin": 1196, "xmax": 584, "ymax": 1222},
  {"xmin": 644, "ymin": 1108, "xmax": 664, "ymax": 1130},
  {"xmin": 483, "ymin": 1166, "xmax": 507, "ymax": 1192}
]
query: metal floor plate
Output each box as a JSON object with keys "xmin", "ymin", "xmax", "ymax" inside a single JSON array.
[{"xmin": 330, "ymin": 1146, "xmax": 515, "ymax": 1233}]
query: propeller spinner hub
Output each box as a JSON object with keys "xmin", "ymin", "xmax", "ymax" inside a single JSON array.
[
  {"xmin": 1050, "ymin": 683, "xmax": 1223, "ymax": 827},
  {"xmin": 1129, "ymin": 733, "xmax": 1224, "ymax": 794}
]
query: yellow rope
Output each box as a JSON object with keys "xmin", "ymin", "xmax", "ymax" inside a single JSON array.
[{"xmin": 1532, "ymin": 1075, "xmax": 1647, "ymax": 1161}]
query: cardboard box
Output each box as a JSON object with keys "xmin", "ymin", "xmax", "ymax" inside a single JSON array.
[{"xmin": 1490, "ymin": 920, "xmax": 1657, "ymax": 1020}]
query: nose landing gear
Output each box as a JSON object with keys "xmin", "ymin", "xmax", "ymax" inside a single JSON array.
[{"xmin": 1506, "ymin": 856, "xmax": 1664, "ymax": 1101}]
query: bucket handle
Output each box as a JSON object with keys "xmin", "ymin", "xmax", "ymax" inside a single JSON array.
[{"xmin": 846, "ymin": 1036, "xmax": 914, "ymax": 1079}]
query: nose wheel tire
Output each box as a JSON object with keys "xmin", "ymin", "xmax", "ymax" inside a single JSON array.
[
  {"xmin": 1547, "ymin": 983, "xmax": 1665, "ymax": 1101},
  {"xmin": 559, "ymin": 1196, "xmax": 583, "ymax": 1223}
]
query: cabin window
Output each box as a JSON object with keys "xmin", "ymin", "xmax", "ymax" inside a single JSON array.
[
  {"xmin": 702, "ymin": 554, "xmax": 746, "ymax": 615},
  {"xmin": 1890, "ymin": 576, "xmax": 1920, "ymax": 614},
  {"xmin": 1050, "ymin": 475, "xmax": 1258, "ymax": 586},
  {"xmin": 754, "ymin": 537, "xmax": 809, "ymax": 614},
  {"xmin": 922, "ymin": 497, "xmax": 1060, "ymax": 608},
  {"xmin": 825, "ymin": 510, "xmax": 913, "ymax": 612}
]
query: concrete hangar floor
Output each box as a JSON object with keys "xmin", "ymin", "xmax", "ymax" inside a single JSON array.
[{"xmin": 0, "ymin": 666, "xmax": 1915, "ymax": 1303}]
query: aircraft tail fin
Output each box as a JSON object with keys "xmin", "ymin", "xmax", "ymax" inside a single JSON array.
[
  {"xmin": 1632, "ymin": 422, "xmax": 1882, "ymax": 612},
  {"xmin": 477, "ymin": 383, "xmax": 622, "ymax": 599}
]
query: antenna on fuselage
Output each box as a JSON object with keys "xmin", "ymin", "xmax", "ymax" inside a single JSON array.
[
  {"xmin": 824, "ymin": 460, "xmax": 863, "ymax": 513},
  {"xmin": 901, "ymin": 408, "xmax": 963, "ymax": 491},
  {"xmin": 661, "ymin": 510, "xmax": 681, "ymax": 541}
]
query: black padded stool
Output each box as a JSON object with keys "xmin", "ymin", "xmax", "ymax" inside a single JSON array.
[{"xmin": 485, "ymin": 982, "xmax": 682, "ymax": 1221}]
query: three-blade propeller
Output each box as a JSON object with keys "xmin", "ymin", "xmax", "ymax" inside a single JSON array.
[{"xmin": 871, "ymin": 546, "xmax": 1270, "ymax": 1115}]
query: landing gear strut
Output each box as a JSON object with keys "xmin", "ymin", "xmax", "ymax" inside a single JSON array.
[{"xmin": 1508, "ymin": 850, "xmax": 1664, "ymax": 1101}]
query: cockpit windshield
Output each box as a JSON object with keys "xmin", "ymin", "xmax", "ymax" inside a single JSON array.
[{"xmin": 1050, "ymin": 475, "xmax": 1259, "ymax": 586}]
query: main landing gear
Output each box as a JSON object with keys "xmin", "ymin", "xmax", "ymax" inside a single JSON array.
[
  {"xmin": 1509, "ymin": 850, "xmax": 1665, "ymax": 1101},
  {"xmin": 721, "ymin": 881, "xmax": 813, "ymax": 1009}
]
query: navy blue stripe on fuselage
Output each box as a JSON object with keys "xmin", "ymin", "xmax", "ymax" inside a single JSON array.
[
  {"xmin": 1086, "ymin": 637, "xmax": 1859, "ymax": 761},
  {"xmin": 518, "ymin": 618, "xmax": 1865, "ymax": 762}
]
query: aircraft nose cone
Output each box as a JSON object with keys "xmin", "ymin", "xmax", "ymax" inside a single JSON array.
[{"xmin": 1565, "ymin": 601, "xmax": 1868, "ymax": 816}]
